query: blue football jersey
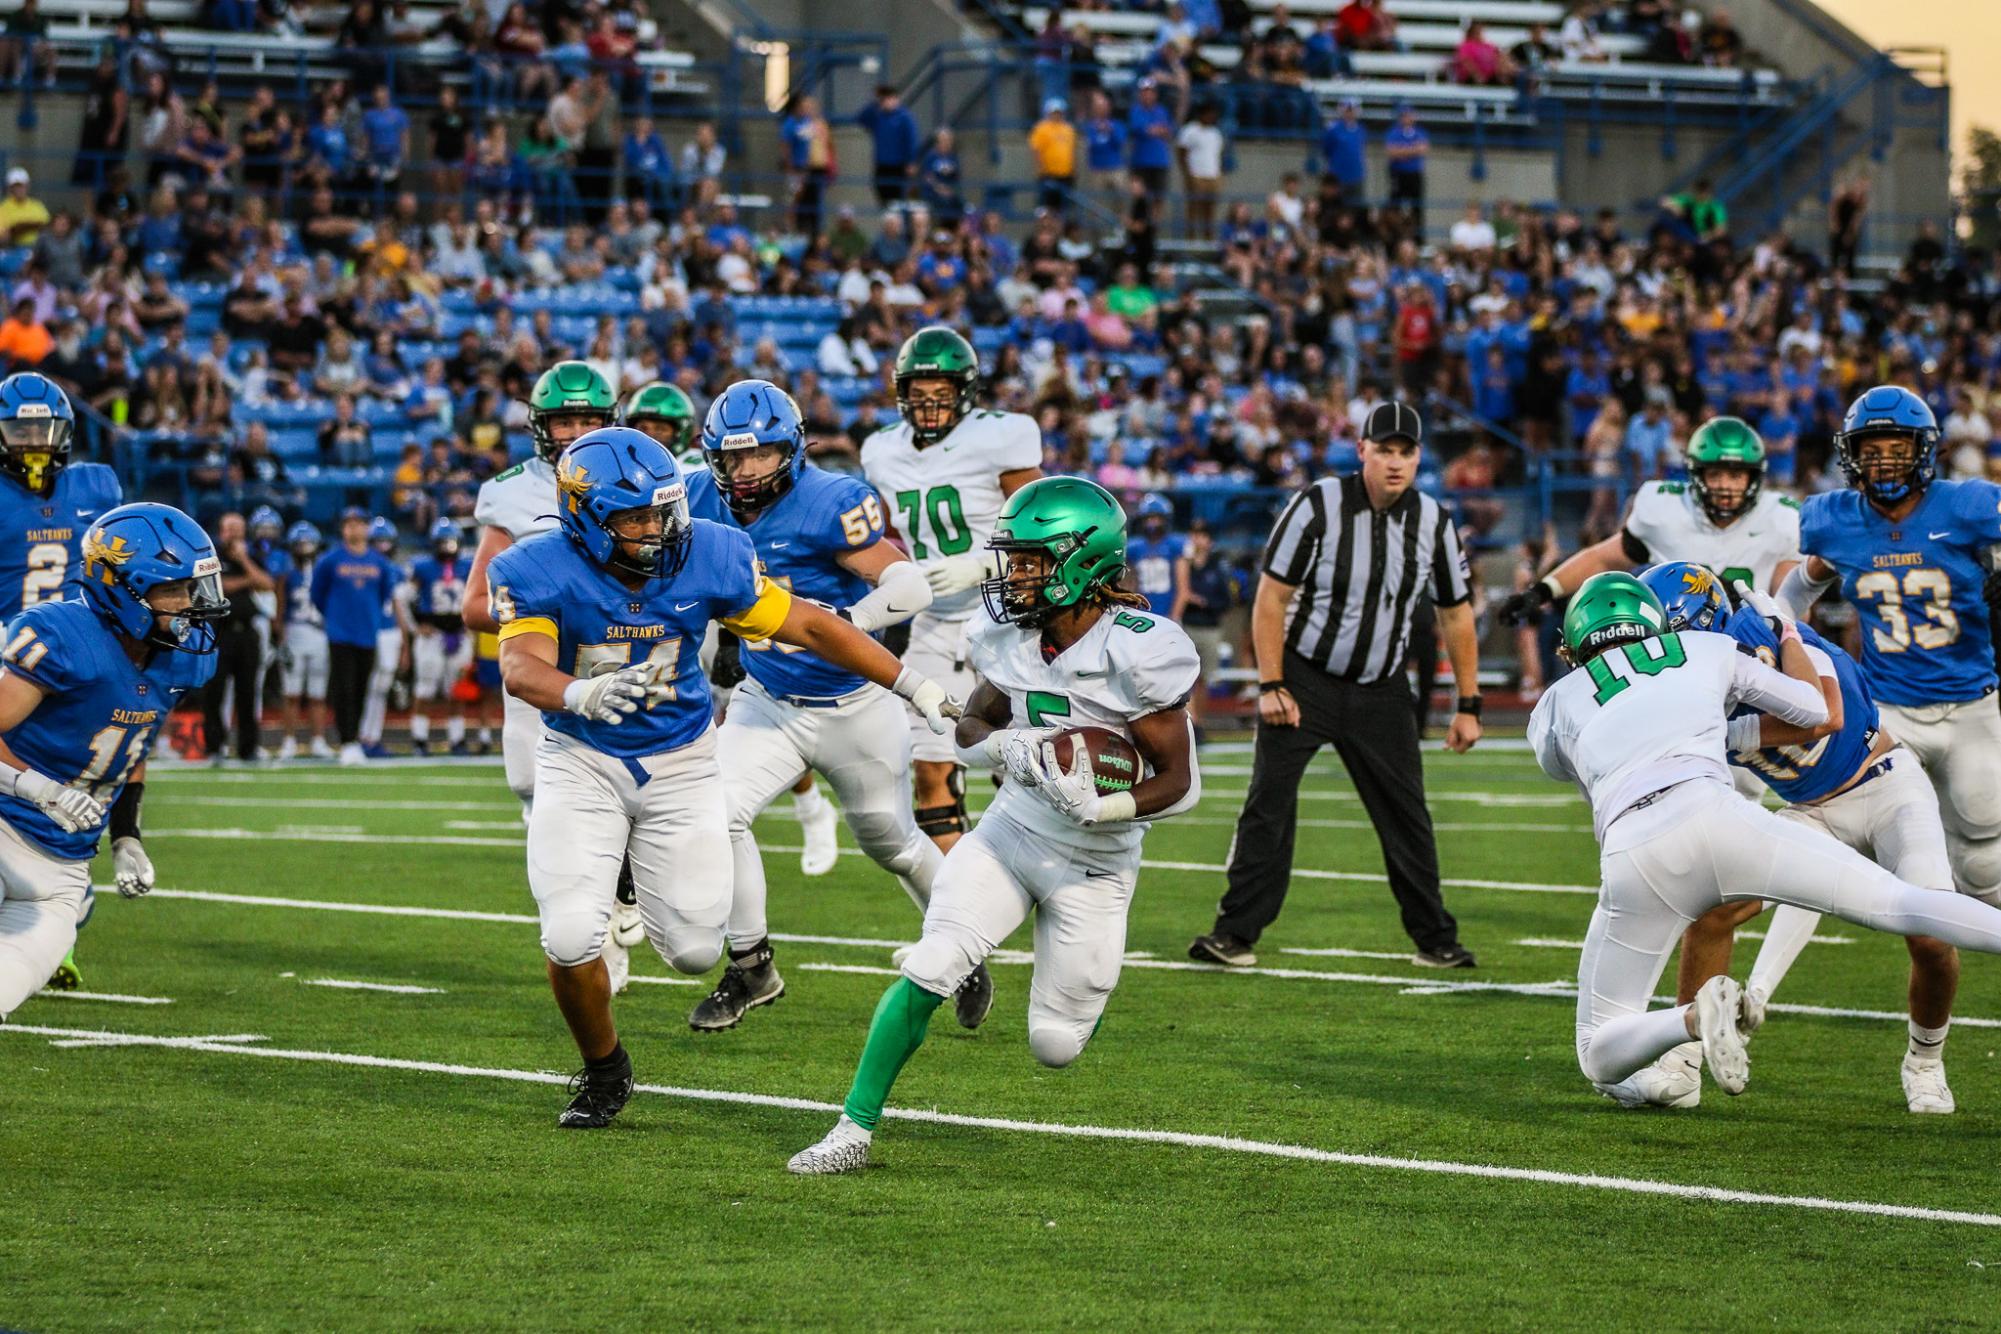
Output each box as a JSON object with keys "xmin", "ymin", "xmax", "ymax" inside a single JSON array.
[
  {"xmin": 1800, "ymin": 479, "xmax": 2001, "ymax": 706},
  {"xmin": 1127, "ymin": 533, "xmax": 1186, "ymax": 611},
  {"xmin": 409, "ymin": 553, "xmax": 471, "ymax": 629},
  {"xmin": 0, "ymin": 463, "xmax": 123, "ymax": 623},
  {"xmin": 0, "ymin": 598, "xmax": 214, "ymax": 860},
  {"xmin": 686, "ymin": 466, "xmax": 880, "ymax": 700},
  {"xmin": 1727, "ymin": 615, "xmax": 1877, "ymax": 805},
  {"xmin": 486, "ymin": 521, "xmax": 777, "ymax": 758},
  {"xmin": 287, "ymin": 558, "xmax": 323, "ymax": 629}
]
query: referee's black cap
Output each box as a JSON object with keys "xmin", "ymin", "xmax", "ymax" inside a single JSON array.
[{"xmin": 1363, "ymin": 401, "xmax": 1424, "ymax": 446}]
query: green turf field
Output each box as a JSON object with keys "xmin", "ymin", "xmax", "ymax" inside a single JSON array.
[{"xmin": 8, "ymin": 746, "xmax": 2001, "ymax": 1330}]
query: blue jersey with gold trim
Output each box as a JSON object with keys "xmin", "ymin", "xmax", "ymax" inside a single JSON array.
[
  {"xmin": 486, "ymin": 521, "xmax": 782, "ymax": 757},
  {"xmin": 409, "ymin": 553, "xmax": 471, "ymax": 629},
  {"xmin": 1800, "ymin": 480, "xmax": 2001, "ymax": 706},
  {"xmin": 1727, "ymin": 616, "xmax": 1876, "ymax": 805},
  {"xmin": 0, "ymin": 463, "xmax": 123, "ymax": 622},
  {"xmin": 0, "ymin": 597, "xmax": 213, "ymax": 860},
  {"xmin": 685, "ymin": 465, "xmax": 880, "ymax": 700}
]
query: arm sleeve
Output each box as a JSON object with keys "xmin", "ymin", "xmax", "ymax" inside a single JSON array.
[
  {"xmin": 1728, "ymin": 651, "xmax": 1830, "ymax": 728},
  {"xmin": 1776, "ymin": 560, "xmax": 1835, "ymax": 619},
  {"xmin": 1430, "ymin": 509, "xmax": 1473, "ymax": 607},
  {"xmin": 843, "ymin": 558, "xmax": 931, "ymax": 632},
  {"xmin": 1261, "ymin": 484, "xmax": 1324, "ymax": 583},
  {"xmin": 1618, "ymin": 526, "xmax": 1651, "ymax": 563}
]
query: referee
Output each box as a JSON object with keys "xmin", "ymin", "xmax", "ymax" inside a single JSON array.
[{"xmin": 1189, "ymin": 402, "xmax": 1484, "ymax": 970}]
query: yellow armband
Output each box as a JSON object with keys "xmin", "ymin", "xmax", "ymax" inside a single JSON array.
[
  {"xmin": 496, "ymin": 616, "xmax": 559, "ymax": 643},
  {"xmin": 719, "ymin": 576, "xmax": 793, "ymax": 643}
]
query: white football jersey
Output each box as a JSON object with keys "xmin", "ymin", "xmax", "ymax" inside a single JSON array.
[
  {"xmin": 1528, "ymin": 629, "xmax": 1826, "ymax": 843},
  {"xmin": 861, "ymin": 410, "xmax": 1042, "ymax": 620},
  {"xmin": 1623, "ymin": 482, "xmax": 1800, "ymax": 590},
  {"xmin": 969, "ymin": 605, "xmax": 1199, "ymax": 853},
  {"xmin": 474, "ymin": 456, "xmax": 560, "ymax": 540}
]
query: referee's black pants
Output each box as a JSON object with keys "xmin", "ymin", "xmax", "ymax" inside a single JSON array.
[
  {"xmin": 1213, "ymin": 650, "xmax": 1459, "ymax": 953},
  {"xmin": 328, "ymin": 642, "xmax": 376, "ymax": 745},
  {"xmin": 201, "ymin": 624, "xmax": 263, "ymax": 761}
]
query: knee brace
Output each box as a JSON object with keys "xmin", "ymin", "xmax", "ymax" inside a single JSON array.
[{"xmin": 915, "ymin": 767, "xmax": 968, "ymax": 838}]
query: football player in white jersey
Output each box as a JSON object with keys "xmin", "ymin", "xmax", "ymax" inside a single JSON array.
[
  {"xmin": 789, "ymin": 478, "xmax": 1201, "ymax": 1175},
  {"xmin": 861, "ymin": 326, "xmax": 1043, "ymax": 856},
  {"xmin": 1528, "ymin": 573, "xmax": 2001, "ymax": 1103}
]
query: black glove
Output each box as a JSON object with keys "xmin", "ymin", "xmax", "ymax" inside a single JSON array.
[
  {"xmin": 1498, "ymin": 578, "xmax": 1556, "ymax": 627},
  {"xmin": 711, "ymin": 629, "xmax": 746, "ymax": 689}
]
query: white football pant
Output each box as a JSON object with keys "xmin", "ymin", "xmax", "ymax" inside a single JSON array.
[
  {"xmin": 526, "ymin": 727, "xmax": 730, "ymax": 974},
  {"xmin": 361, "ymin": 625, "xmax": 404, "ymax": 746},
  {"xmin": 898, "ymin": 613, "xmax": 977, "ymax": 765},
  {"xmin": 282, "ymin": 623, "xmax": 330, "ymax": 701},
  {"xmin": 719, "ymin": 679, "xmax": 940, "ymax": 946},
  {"xmin": 500, "ymin": 687, "xmax": 544, "ymax": 814},
  {"xmin": 0, "ymin": 816, "xmax": 92, "ymax": 1021},
  {"xmin": 412, "ymin": 628, "xmax": 473, "ymax": 701},
  {"xmin": 1877, "ymin": 697, "xmax": 2001, "ymax": 901},
  {"xmin": 899, "ymin": 805, "xmax": 1137, "ymax": 1068},
  {"xmin": 1575, "ymin": 779, "xmax": 2001, "ymax": 1088}
]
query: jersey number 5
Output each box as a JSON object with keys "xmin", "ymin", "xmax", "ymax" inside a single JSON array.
[
  {"xmin": 1852, "ymin": 568, "xmax": 1958, "ymax": 653},
  {"xmin": 1584, "ymin": 633, "xmax": 1687, "ymax": 705}
]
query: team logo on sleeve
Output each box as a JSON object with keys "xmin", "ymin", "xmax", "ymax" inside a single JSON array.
[{"xmin": 82, "ymin": 530, "xmax": 133, "ymax": 582}]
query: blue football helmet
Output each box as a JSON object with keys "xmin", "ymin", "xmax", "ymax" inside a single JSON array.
[
  {"xmin": 1638, "ymin": 561, "xmax": 1732, "ymax": 634},
  {"xmin": 248, "ymin": 505, "xmax": 284, "ymax": 542},
  {"xmin": 368, "ymin": 516, "xmax": 398, "ymax": 552},
  {"xmin": 0, "ymin": 371, "xmax": 76, "ymax": 496},
  {"xmin": 701, "ymin": 378, "xmax": 807, "ymax": 514},
  {"xmin": 428, "ymin": 517, "xmax": 461, "ymax": 556},
  {"xmin": 287, "ymin": 520, "xmax": 322, "ymax": 554},
  {"xmin": 80, "ymin": 502, "xmax": 230, "ymax": 653},
  {"xmin": 556, "ymin": 426, "xmax": 692, "ymax": 578},
  {"xmin": 1137, "ymin": 492, "xmax": 1173, "ymax": 533},
  {"xmin": 1835, "ymin": 385, "xmax": 1938, "ymax": 506}
]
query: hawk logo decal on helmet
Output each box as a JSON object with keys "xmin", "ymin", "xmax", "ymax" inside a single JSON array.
[{"xmin": 82, "ymin": 530, "xmax": 133, "ymax": 580}]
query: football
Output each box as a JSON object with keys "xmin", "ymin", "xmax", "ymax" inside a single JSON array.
[{"xmin": 1048, "ymin": 726, "xmax": 1143, "ymax": 794}]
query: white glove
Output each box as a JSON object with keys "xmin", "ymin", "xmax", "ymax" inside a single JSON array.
[
  {"xmin": 994, "ymin": 728, "xmax": 1060, "ymax": 789},
  {"xmin": 1034, "ymin": 739, "xmax": 1105, "ymax": 826},
  {"xmin": 922, "ymin": 553, "xmax": 992, "ymax": 598},
  {"xmin": 15, "ymin": 770, "xmax": 104, "ymax": 834},
  {"xmin": 893, "ymin": 667, "xmax": 960, "ymax": 735},
  {"xmin": 562, "ymin": 666, "xmax": 653, "ymax": 724},
  {"xmin": 112, "ymin": 836, "xmax": 155, "ymax": 898},
  {"xmin": 1733, "ymin": 580, "xmax": 1791, "ymax": 632},
  {"xmin": 623, "ymin": 656, "xmax": 677, "ymax": 709}
]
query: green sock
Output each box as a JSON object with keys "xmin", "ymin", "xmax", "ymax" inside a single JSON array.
[{"xmin": 842, "ymin": 977, "xmax": 945, "ymax": 1130}]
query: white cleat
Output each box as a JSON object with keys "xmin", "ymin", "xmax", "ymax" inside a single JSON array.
[
  {"xmin": 1597, "ymin": 1041, "xmax": 1702, "ymax": 1109},
  {"xmin": 338, "ymin": 742, "xmax": 366, "ymax": 767},
  {"xmin": 788, "ymin": 1114, "xmax": 873, "ymax": 1175},
  {"xmin": 798, "ymin": 791, "xmax": 839, "ymax": 877},
  {"xmin": 602, "ymin": 934, "xmax": 631, "ymax": 995},
  {"xmin": 1694, "ymin": 975, "xmax": 1751, "ymax": 1095},
  {"xmin": 1901, "ymin": 1056, "xmax": 1955, "ymax": 1114},
  {"xmin": 610, "ymin": 899, "xmax": 646, "ymax": 952},
  {"xmin": 277, "ymin": 736, "xmax": 299, "ymax": 762},
  {"xmin": 310, "ymin": 737, "xmax": 337, "ymax": 760},
  {"xmin": 1741, "ymin": 984, "xmax": 1770, "ymax": 1034}
]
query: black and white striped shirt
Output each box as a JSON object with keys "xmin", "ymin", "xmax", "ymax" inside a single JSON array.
[{"xmin": 1262, "ymin": 473, "xmax": 1473, "ymax": 684}]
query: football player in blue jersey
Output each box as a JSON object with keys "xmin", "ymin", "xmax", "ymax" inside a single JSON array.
[
  {"xmin": 1126, "ymin": 493, "xmax": 1189, "ymax": 619},
  {"xmin": 0, "ymin": 502, "xmax": 223, "ymax": 1019},
  {"xmin": 276, "ymin": 521, "xmax": 335, "ymax": 760},
  {"xmin": 0, "ymin": 371, "xmax": 123, "ymax": 635},
  {"xmin": 486, "ymin": 425, "xmax": 957, "ymax": 1128},
  {"xmin": 1631, "ymin": 562, "xmax": 1962, "ymax": 1113},
  {"xmin": 247, "ymin": 506, "xmax": 293, "ymax": 732},
  {"xmin": 359, "ymin": 516, "xmax": 415, "ymax": 756},
  {"xmin": 407, "ymin": 518, "xmax": 472, "ymax": 756},
  {"xmin": 1777, "ymin": 385, "xmax": 2001, "ymax": 915},
  {"xmin": 682, "ymin": 379, "xmax": 966, "ymax": 1033}
]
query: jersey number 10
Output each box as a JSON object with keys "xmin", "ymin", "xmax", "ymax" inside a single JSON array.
[{"xmin": 1584, "ymin": 633, "xmax": 1687, "ymax": 705}]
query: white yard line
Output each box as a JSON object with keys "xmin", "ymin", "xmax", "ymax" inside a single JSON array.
[
  {"xmin": 50, "ymin": 1032, "xmax": 265, "ymax": 1049},
  {"xmin": 1280, "ymin": 946, "xmax": 1422, "ymax": 962},
  {"xmin": 160, "ymin": 796, "xmax": 521, "ymax": 813},
  {"xmin": 1516, "ymin": 932, "xmax": 1858, "ymax": 950},
  {"xmin": 301, "ymin": 979, "xmax": 446, "ymax": 995},
  {"xmin": 623, "ymin": 975, "xmax": 704, "ymax": 988},
  {"xmin": 5, "ymin": 1019, "xmax": 1993, "ymax": 1229},
  {"xmin": 32, "ymin": 989, "xmax": 175, "ymax": 1006}
]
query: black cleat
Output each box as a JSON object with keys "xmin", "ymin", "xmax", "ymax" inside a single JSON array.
[
  {"xmin": 1412, "ymin": 942, "xmax": 1478, "ymax": 969},
  {"xmin": 954, "ymin": 961, "xmax": 994, "ymax": 1029},
  {"xmin": 411, "ymin": 740, "xmax": 432, "ymax": 757},
  {"xmin": 688, "ymin": 946, "xmax": 785, "ymax": 1031},
  {"xmin": 1188, "ymin": 932, "xmax": 1257, "ymax": 967},
  {"xmin": 557, "ymin": 1055, "xmax": 633, "ymax": 1129}
]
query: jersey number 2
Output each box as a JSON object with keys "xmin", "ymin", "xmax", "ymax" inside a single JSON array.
[
  {"xmin": 21, "ymin": 542, "xmax": 66, "ymax": 609},
  {"xmin": 1584, "ymin": 633, "xmax": 1687, "ymax": 705}
]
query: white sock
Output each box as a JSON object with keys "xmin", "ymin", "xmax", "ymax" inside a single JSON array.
[
  {"xmin": 1909, "ymin": 1020, "xmax": 1949, "ymax": 1062},
  {"xmin": 447, "ymin": 716, "xmax": 465, "ymax": 743},
  {"xmin": 478, "ymin": 727, "xmax": 493, "ymax": 743},
  {"xmin": 793, "ymin": 784, "xmax": 829, "ymax": 822},
  {"xmin": 410, "ymin": 713, "xmax": 430, "ymax": 743},
  {"xmin": 1746, "ymin": 905, "xmax": 1822, "ymax": 1001},
  {"xmin": 360, "ymin": 691, "xmax": 388, "ymax": 745}
]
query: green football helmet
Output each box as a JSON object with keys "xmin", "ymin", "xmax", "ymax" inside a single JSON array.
[
  {"xmin": 619, "ymin": 380, "xmax": 698, "ymax": 460},
  {"xmin": 1685, "ymin": 416, "xmax": 1766, "ymax": 524},
  {"xmin": 981, "ymin": 476, "xmax": 1129, "ymax": 628},
  {"xmin": 1561, "ymin": 572, "xmax": 1669, "ymax": 664},
  {"xmin": 894, "ymin": 326, "xmax": 980, "ymax": 446},
  {"xmin": 527, "ymin": 361, "xmax": 617, "ymax": 463}
]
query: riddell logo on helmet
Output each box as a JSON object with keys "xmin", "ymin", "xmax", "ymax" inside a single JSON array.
[{"xmin": 721, "ymin": 432, "xmax": 760, "ymax": 449}]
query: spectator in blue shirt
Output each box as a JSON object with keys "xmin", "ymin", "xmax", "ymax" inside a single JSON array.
[
  {"xmin": 1383, "ymin": 103, "xmax": 1428, "ymax": 217},
  {"xmin": 1623, "ymin": 389, "xmax": 1674, "ymax": 479},
  {"xmin": 1757, "ymin": 396, "xmax": 1799, "ymax": 484},
  {"xmin": 915, "ymin": 230, "xmax": 967, "ymax": 294},
  {"xmin": 312, "ymin": 508, "xmax": 402, "ymax": 760},
  {"xmin": 305, "ymin": 101, "xmax": 352, "ymax": 183},
  {"xmin": 1317, "ymin": 98, "xmax": 1366, "ymax": 200},
  {"xmin": 1472, "ymin": 346, "xmax": 1515, "ymax": 424},
  {"xmin": 856, "ymin": 83, "xmax": 922, "ymax": 205},
  {"xmin": 621, "ymin": 114, "xmax": 676, "ymax": 216},
  {"xmin": 1081, "ymin": 89, "xmax": 1128, "ymax": 202},
  {"xmin": 359, "ymin": 84, "xmax": 409, "ymax": 189},
  {"xmin": 919, "ymin": 128, "xmax": 964, "ymax": 224},
  {"xmin": 1127, "ymin": 80, "xmax": 1177, "ymax": 194},
  {"xmin": 1565, "ymin": 347, "xmax": 1611, "ymax": 443}
]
